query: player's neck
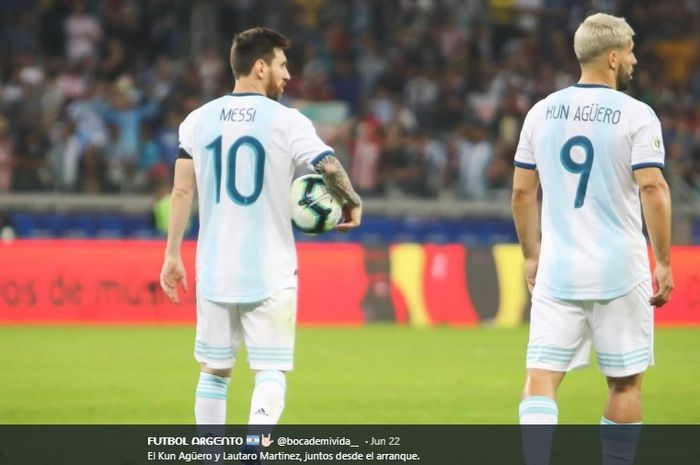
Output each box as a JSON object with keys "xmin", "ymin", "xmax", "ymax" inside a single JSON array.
[
  {"xmin": 232, "ymin": 79, "xmax": 266, "ymax": 96},
  {"xmin": 578, "ymin": 69, "xmax": 616, "ymax": 90}
]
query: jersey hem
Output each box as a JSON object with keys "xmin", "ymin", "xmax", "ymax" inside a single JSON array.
[
  {"xmin": 536, "ymin": 272, "xmax": 650, "ymax": 301},
  {"xmin": 198, "ymin": 283, "xmax": 297, "ymax": 304}
]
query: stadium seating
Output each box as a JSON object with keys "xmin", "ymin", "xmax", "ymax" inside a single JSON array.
[{"xmin": 7, "ymin": 211, "xmax": 519, "ymax": 245}]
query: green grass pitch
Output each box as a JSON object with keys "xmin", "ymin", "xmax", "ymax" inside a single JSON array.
[{"xmin": 1, "ymin": 325, "xmax": 698, "ymax": 424}]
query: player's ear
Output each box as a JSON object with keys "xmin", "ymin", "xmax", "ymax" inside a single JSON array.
[
  {"xmin": 254, "ymin": 58, "xmax": 266, "ymax": 78},
  {"xmin": 608, "ymin": 49, "xmax": 618, "ymax": 70}
]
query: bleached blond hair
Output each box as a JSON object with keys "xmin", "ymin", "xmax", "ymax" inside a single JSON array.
[{"xmin": 573, "ymin": 13, "xmax": 635, "ymax": 64}]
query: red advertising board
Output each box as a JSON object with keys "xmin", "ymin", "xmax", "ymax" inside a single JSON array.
[{"xmin": 0, "ymin": 240, "xmax": 697, "ymax": 325}]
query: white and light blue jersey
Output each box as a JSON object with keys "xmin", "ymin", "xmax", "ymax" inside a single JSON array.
[
  {"xmin": 179, "ymin": 93, "xmax": 333, "ymax": 302},
  {"xmin": 514, "ymin": 84, "xmax": 665, "ymax": 300}
]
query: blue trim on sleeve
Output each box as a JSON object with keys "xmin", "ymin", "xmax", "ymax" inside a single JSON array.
[
  {"xmin": 514, "ymin": 161, "xmax": 537, "ymax": 170},
  {"xmin": 632, "ymin": 162, "xmax": 664, "ymax": 171},
  {"xmin": 310, "ymin": 150, "xmax": 335, "ymax": 166}
]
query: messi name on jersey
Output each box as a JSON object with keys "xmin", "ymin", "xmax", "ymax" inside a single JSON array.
[
  {"xmin": 545, "ymin": 103, "xmax": 621, "ymax": 125},
  {"xmin": 220, "ymin": 107, "xmax": 257, "ymax": 122}
]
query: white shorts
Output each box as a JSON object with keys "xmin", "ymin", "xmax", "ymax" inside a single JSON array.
[
  {"xmin": 194, "ymin": 288, "xmax": 297, "ymax": 371},
  {"xmin": 527, "ymin": 280, "xmax": 654, "ymax": 378}
]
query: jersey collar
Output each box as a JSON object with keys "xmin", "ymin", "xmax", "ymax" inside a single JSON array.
[
  {"xmin": 572, "ymin": 83, "xmax": 612, "ymax": 89},
  {"xmin": 230, "ymin": 92, "xmax": 265, "ymax": 97}
]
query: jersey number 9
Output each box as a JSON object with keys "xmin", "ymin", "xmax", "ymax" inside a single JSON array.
[{"xmin": 560, "ymin": 135, "xmax": 594, "ymax": 209}]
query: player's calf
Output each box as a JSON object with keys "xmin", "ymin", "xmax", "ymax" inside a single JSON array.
[
  {"xmin": 195, "ymin": 368, "xmax": 232, "ymax": 424},
  {"xmin": 600, "ymin": 374, "xmax": 643, "ymax": 465},
  {"xmin": 249, "ymin": 370, "xmax": 286, "ymax": 425}
]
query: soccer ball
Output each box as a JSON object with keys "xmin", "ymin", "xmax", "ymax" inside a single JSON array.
[{"xmin": 290, "ymin": 174, "xmax": 342, "ymax": 234}]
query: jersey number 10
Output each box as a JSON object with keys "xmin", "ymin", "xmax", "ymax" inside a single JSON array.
[
  {"xmin": 206, "ymin": 135, "xmax": 265, "ymax": 205},
  {"xmin": 560, "ymin": 135, "xmax": 594, "ymax": 209}
]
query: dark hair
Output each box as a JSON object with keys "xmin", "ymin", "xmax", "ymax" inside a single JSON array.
[{"xmin": 230, "ymin": 27, "xmax": 290, "ymax": 79}]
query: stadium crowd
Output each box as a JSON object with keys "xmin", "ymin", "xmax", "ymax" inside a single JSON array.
[{"xmin": 0, "ymin": 0, "xmax": 699, "ymax": 200}]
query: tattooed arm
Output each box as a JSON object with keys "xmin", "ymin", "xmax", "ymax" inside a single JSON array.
[{"xmin": 314, "ymin": 154, "xmax": 362, "ymax": 232}]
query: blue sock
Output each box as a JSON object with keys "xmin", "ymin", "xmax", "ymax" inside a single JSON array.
[
  {"xmin": 600, "ymin": 417, "xmax": 641, "ymax": 465},
  {"xmin": 519, "ymin": 396, "xmax": 558, "ymax": 465}
]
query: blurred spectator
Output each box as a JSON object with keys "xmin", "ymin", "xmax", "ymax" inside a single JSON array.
[
  {"xmin": 331, "ymin": 56, "xmax": 361, "ymax": 115},
  {"xmin": 13, "ymin": 130, "xmax": 48, "ymax": 191},
  {"xmin": 47, "ymin": 120, "xmax": 81, "ymax": 191},
  {"xmin": 64, "ymin": 0, "xmax": 102, "ymax": 64},
  {"xmin": 0, "ymin": 211, "xmax": 15, "ymax": 241},
  {"xmin": 350, "ymin": 114, "xmax": 383, "ymax": 196},
  {"xmin": 137, "ymin": 123, "xmax": 167, "ymax": 190},
  {"xmin": 198, "ymin": 42, "xmax": 226, "ymax": 99},
  {"xmin": 0, "ymin": 117, "xmax": 14, "ymax": 192},
  {"xmin": 416, "ymin": 130, "xmax": 449, "ymax": 197},
  {"xmin": 153, "ymin": 180, "xmax": 172, "ymax": 235},
  {"xmin": 156, "ymin": 110, "xmax": 181, "ymax": 168},
  {"xmin": 66, "ymin": 80, "xmax": 108, "ymax": 148},
  {"xmin": 456, "ymin": 123, "xmax": 493, "ymax": 200},
  {"xmin": 152, "ymin": 178, "xmax": 190, "ymax": 236},
  {"xmin": 99, "ymin": 76, "xmax": 159, "ymax": 163},
  {"xmin": 3, "ymin": 8, "xmax": 40, "ymax": 55},
  {"xmin": 381, "ymin": 122, "xmax": 429, "ymax": 197},
  {"xmin": 78, "ymin": 143, "xmax": 107, "ymax": 193}
]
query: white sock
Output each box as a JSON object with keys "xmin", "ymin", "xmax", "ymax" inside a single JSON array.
[
  {"xmin": 600, "ymin": 417, "xmax": 642, "ymax": 465},
  {"xmin": 519, "ymin": 396, "xmax": 559, "ymax": 424},
  {"xmin": 194, "ymin": 372, "xmax": 230, "ymax": 424},
  {"xmin": 519, "ymin": 396, "xmax": 558, "ymax": 465},
  {"xmin": 248, "ymin": 370, "xmax": 286, "ymax": 425}
]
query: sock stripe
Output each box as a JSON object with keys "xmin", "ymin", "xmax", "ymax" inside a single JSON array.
[
  {"xmin": 196, "ymin": 373, "xmax": 230, "ymax": 400},
  {"xmin": 600, "ymin": 418, "xmax": 642, "ymax": 442},
  {"xmin": 523, "ymin": 396, "xmax": 558, "ymax": 405},
  {"xmin": 195, "ymin": 389, "xmax": 227, "ymax": 400},
  {"xmin": 519, "ymin": 403, "xmax": 558, "ymax": 413},
  {"xmin": 256, "ymin": 371, "xmax": 286, "ymax": 389},
  {"xmin": 520, "ymin": 407, "xmax": 559, "ymax": 416},
  {"xmin": 519, "ymin": 396, "xmax": 558, "ymax": 424},
  {"xmin": 198, "ymin": 381, "xmax": 229, "ymax": 390},
  {"xmin": 199, "ymin": 373, "xmax": 231, "ymax": 383}
]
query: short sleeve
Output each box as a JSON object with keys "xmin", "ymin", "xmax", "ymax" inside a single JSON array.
[
  {"xmin": 286, "ymin": 109, "xmax": 334, "ymax": 168},
  {"xmin": 514, "ymin": 106, "xmax": 537, "ymax": 170},
  {"xmin": 178, "ymin": 111, "xmax": 198, "ymax": 158},
  {"xmin": 630, "ymin": 106, "xmax": 665, "ymax": 170}
]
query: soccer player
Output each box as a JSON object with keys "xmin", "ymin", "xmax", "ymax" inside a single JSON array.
[
  {"xmin": 159, "ymin": 27, "xmax": 362, "ymax": 429},
  {"xmin": 511, "ymin": 13, "xmax": 673, "ymax": 465}
]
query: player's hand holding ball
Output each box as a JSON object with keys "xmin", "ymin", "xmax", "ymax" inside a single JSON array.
[{"xmin": 335, "ymin": 202, "xmax": 362, "ymax": 233}]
